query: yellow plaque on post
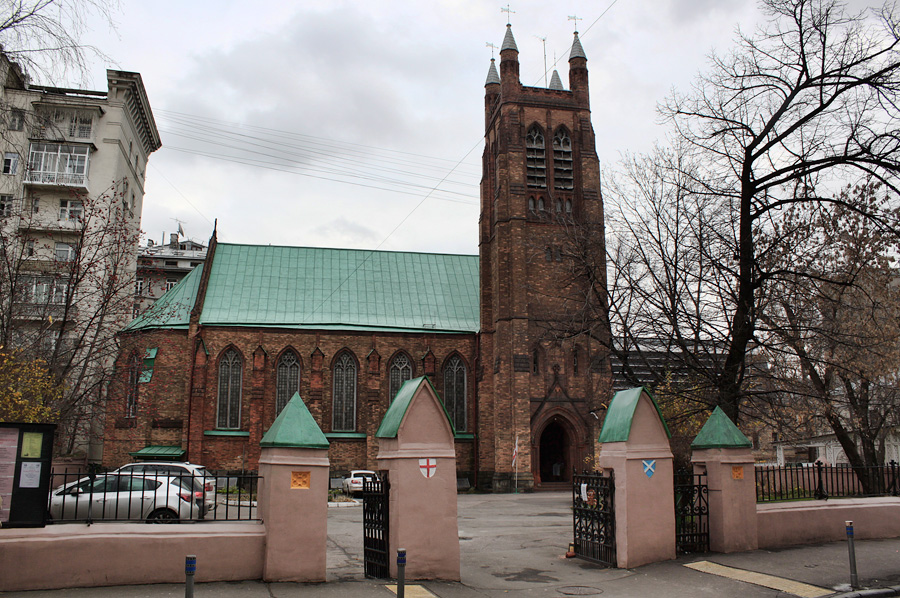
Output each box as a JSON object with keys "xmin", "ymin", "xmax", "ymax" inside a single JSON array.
[
  {"xmin": 291, "ymin": 471, "xmax": 311, "ymax": 489},
  {"xmin": 731, "ymin": 465, "xmax": 744, "ymax": 480}
]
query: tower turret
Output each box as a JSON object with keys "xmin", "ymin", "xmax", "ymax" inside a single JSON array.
[
  {"xmin": 499, "ymin": 24, "xmax": 519, "ymax": 92},
  {"xmin": 485, "ymin": 58, "xmax": 500, "ymax": 124},
  {"xmin": 568, "ymin": 31, "xmax": 589, "ymax": 107}
]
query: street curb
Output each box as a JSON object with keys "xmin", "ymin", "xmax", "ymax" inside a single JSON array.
[
  {"xmin": 831, "ymin": 585, "xmax": 900, "ymax": 598},
  {"xmin": 328, "ymin": 500, "xmax": 362, "ymax": 508}
]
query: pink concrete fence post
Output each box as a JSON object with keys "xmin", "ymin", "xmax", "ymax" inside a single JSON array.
[
  {"xmin": 257, "ymin": 392, "xmax": 330, "ymax": 582},
  {"xmin": 691, "ymin": 407, "xmax": 758, "ymax": 553},
  {"xmin": 375, "ymin": 377, "xmax": 461, "ymax": 581},
  {"xmin": 597, "ymin": 387, "xmax": 676, "ymax": 568}
]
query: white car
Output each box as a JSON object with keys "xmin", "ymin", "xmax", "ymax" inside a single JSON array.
[
  {"xmin": 48, "ymin": 473, "xmax": 205, "ymax": 522},
  {"xmin": 342, "ymin": 470, "xmax": 379, "ymax": 495},
  {"xmin": 113, "ymin": 462, "xmax": 216, "ymax": 513}
]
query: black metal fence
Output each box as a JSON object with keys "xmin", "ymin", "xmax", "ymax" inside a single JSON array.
[
  {"xmin": 674, "ymin": 470, "xmax": 709, "ymax": 554},
  {"xmin": 572, "ymin": 470, "xmax": 616, "ymax": 567},
  {"xmin": 755, "ymin": 461, "xmax": 900, "ymax": 503},
  {"xmin": 47, "ymin": 467, "xmax": 261, "ymax": 523}
]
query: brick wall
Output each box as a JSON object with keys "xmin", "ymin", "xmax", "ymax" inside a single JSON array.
[{"xmin": 106, "ymin": 327, "xmax": 478, "ymax": 475}]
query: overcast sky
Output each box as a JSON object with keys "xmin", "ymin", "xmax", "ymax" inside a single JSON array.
[{"xmin": 70, "ymin": 0, "xmax": 880, "ymax": 255}]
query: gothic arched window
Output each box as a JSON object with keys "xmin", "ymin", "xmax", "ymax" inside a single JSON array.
[
  {"xmin": 526, "ymin": 126, "xmax": 546, "ymax": 188},
  {"xmin": 389, "ymin": 353, "xmax": 413, "ymax": 401},
  {"xmin": 276, "ymin": 350, "xmax": 301, "ymax": 414},
  {"xmin": 553, "ymin": 128, "xmax": 573, "ymax": 190},
  {"xmin": 217, "ymin": 349, "xmax": 242, "ymax": 429},
  {"xmin": 332, "ymin": 352, "xmax": 357, "ymax": 431},
  {"xmin": 125, "ymin": 352, "xmax": 140, "ymax": 418},
  {"xmin": 443, "ymin": 355, "xmax": 467, "ymax": 432}
]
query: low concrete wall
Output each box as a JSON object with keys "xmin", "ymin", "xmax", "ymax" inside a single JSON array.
[
  {"xmin": 757, "ymin": 497, "xmax": 900, "ymax": 549},
  {"xmin": 0, "ymin": 522, "xmax": 266, "ymax": 592}
]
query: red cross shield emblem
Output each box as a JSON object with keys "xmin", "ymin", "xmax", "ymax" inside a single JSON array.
[{"xmin": 419, "ymin": 458, "xmax": 437, "ymax": 479}]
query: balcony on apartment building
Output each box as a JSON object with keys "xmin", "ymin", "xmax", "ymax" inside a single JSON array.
[{"xmin": 24, "ymin": 142, "xmax": 90, "ymax": 190}]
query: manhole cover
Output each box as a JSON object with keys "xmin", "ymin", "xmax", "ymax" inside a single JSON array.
[{"xmin": 557, "ymin": 586, "xmax": 603, "ymax": 596}]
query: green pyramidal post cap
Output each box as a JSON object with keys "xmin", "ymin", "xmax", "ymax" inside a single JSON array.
[
  {"xmin": 691, "ymin": 406, "xmax": 752, "ymax": 449},
  {"xmin": 261, "ymin": 392, "xmax": 329, "ymax": 448}
]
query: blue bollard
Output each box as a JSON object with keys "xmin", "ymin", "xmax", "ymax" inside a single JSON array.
[
  {"xmin": 397, "ymin": 548, "xmax": 407, "ymax": 598},
  {"xmin": 185, "ymin": 555, "xmax": 196, "ymax": 598}
]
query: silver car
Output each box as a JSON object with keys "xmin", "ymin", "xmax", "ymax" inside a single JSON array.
[
  {"xmin": 113, "ymin": 462, "xmax": 216, "ymax": 513},
  {"xmin": 342, "ymin": 470, "xmax": 379, "ymax": 495},
  {"xmin": 48, "ymin": 473, "xmax": 205, "ymax": 522}
]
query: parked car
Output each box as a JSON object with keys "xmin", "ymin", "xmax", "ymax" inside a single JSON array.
[
  {"xmin": 342, "ymin": 470, "xmax": 379, "ymax": 495},
  {"xmin": 48, "ymin": 473, "xmax": 205, "ymax": 522},
  {"xmin": 113, "ymin": 462, "xmax": 216, "ymax": 512}
]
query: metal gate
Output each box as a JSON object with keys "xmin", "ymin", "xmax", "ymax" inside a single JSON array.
[
  {"xmin": 674, "ymin": 470, "xmax": 709, "ymax": 554},
  {"xmin": 573, "ymin": 470, "xmax": 616, "ymax": 567},
  {"xmin": 362, "ymin": 474, "xmax": 390, "ymax": 578}
]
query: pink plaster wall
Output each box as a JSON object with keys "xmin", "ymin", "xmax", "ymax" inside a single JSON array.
[
  {"xmin": 757, "ymin": 497, "xmax": 900, "ymax": 549},
  {"xmin": 0, "ymin": 523, "xmax": 265, "ymax": 592}
]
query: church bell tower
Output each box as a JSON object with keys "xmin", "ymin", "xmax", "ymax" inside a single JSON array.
[{"xmin": 477, "ymin": 24, "xmax": 612, "ymax": 491}]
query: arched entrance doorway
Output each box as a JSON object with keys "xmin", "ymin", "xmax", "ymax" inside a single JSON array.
[{"xmin": 538, "ymin": 420, "xmax": 571, "ymax": 483}]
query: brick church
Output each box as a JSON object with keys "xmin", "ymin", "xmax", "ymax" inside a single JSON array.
[{"xmin": 103, "ymin": 24, "xmax": 613, "ymax": 491}]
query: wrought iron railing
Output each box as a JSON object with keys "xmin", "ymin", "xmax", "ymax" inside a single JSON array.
[
  {"xmin": 755, "ymin": 461, "xmax": 900, "ymax": 503},
  {"xmin": 47, "ymin": 467, "xmax": 261, "ymax": 523},
  {"xmin": 674, "ymin": 470, "xmax": 709, "ymax": 553},
  {"xmin": 572, "ymin": 469, "xmax": 616, "ymax": 567}
]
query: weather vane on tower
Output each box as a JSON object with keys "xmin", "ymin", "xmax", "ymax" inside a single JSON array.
[
  {"xmin": 568, "ymin": 14, "xmax": 583, "ymax": 33},
  {"xmin": 501, "ymin": 4, "xmax": 515, "ymax": 25}
]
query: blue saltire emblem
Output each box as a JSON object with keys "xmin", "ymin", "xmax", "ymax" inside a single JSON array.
[{"xmin": 642, "ymin": 459, "xmax": 656, "ymax": 478}]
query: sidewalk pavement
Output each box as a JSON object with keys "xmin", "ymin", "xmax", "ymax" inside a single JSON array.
[{"xmin": 2, "ymin": 492, "xmax": 898, "ymax": 597}]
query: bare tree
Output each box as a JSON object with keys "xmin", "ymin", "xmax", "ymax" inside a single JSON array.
[
  {"xmin": 657, "ymin": 0, "xmax": 900, "ymax": 420},
  {"xmin": 754, "ymin": 182, "xmax": 900, "ymax": 488},
  {"xmin": 0, "ymin": 0, "xmax": 117, "ymax": 85},
  {"xmin": 0, "ymin": 180, "xmax": 138, "ymax": 454}
]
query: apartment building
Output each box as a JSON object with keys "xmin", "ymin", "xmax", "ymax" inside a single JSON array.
[
  {"xmin": 135, "ymin": 233, "xmax": 206, "ymax": 316},
  {"xmin": 0, "ymin": 53, "xmax": 161, "ymax": 459}
]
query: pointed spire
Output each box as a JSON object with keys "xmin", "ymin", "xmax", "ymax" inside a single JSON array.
[
  {"xmin": 549, "ymin": 70, "xmax": 564, "ymax": 90},
  {"xmin": 501, "ymin": 24, "xmax": 518, "ymax": 52},
  {"xmin": 485, "ymin": 58, "xmax": 501, "ymax": 85},
  {"xmin": 569, "ymin": 31, "xmax": 586, "ymax": 61}
]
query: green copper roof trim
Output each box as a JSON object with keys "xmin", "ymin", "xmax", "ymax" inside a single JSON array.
[
  {"xmin": 124, "ymin": 265, "xmax": 203, "ymax": 332},
  {"xmin": 598, "ymin": 386, "xmax": 671, "ymax": 443},
  {"xmin": 204, "ymin": 430, "xmax": 250, "ymax": 437},
  {"xmin": 128, "ymin": 445, "xmax": 185, "ymax": 459},
  {"xmin": 261, "ymin": 392, "xmax": 329, "ymax": 449},
  {"xmin": 325, "ymin": 432, "xmax": 367, "ymax": 440},
  {"xmin": 691, "ymin": 406, "xmax": 752, "ymax": 449},
  {"xmin": 376, "ymin": 376, "xmax": 455, "ymax": 438}
]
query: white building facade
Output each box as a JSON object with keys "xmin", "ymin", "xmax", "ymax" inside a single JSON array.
[{"xmin": 0, "ymin": 54, "xmax": 161, "ymax": 459}]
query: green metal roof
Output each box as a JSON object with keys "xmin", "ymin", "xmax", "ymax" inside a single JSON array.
[
  {"xmin": 376, "ymin": 376, "xmax": 454, "ymax": 438},
  {"xmin": 261, "ymin": 392, "xmax": 329, "ymax": 449},
  {"xmin": 598, "ymin": 386, "xmax": 671, "ymax": 443},
  {"xmin": 124, "ymin": 244, "xmax": 481, "ymax": 334},
  {"xmin": 199, "ymin": 244, "xmax": 479, "ymax": 333},
  {"xmin": 691, "ymin": 406, "xmax": 752, "ymax": 449},
  {"xmin": 124, "ymin": 265, "xmax": 203, "ymax": 332},
  {"xmin": 128, "ymin": 445, "xmax": 185, "ymax": 460}
]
